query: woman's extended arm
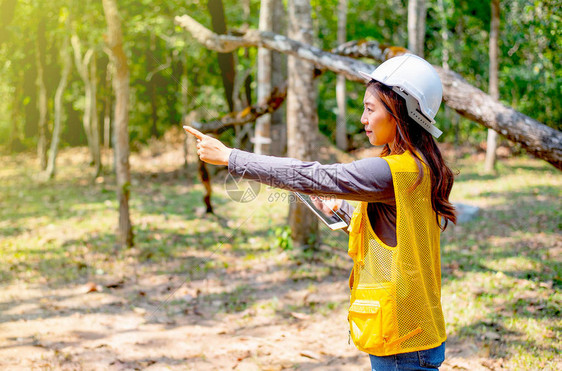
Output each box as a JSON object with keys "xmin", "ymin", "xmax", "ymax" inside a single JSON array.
[
  {"xmin": 228, "ymin": 149, "xmax": 394, "ymax": 204},
  {"xmin": 183, "ymin": 125, "xmax": 394, "ymax": 204}
]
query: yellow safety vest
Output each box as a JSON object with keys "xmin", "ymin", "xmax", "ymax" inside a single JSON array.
[{"xmin": 347, "ymin": 151, "xmax": 446, "ymax": 356}]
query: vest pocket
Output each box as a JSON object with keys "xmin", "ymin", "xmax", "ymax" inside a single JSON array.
[
  {"xmin": 349, "ymin": 300, "xmax": 384, "ymax": 349},
  {"xmin": 348, "ymin": 284, "xmax": 402, "ymax": 353}
]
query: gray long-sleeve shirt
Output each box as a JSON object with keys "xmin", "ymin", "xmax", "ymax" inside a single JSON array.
[{"xmin": 228, "ymin": 149, "xmax": 398, "ymax": 246}]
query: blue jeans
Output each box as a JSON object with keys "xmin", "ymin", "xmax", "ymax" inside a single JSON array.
[{"xmin": 369, "ymin": 342, "xmax": 446, "ymax": 371}]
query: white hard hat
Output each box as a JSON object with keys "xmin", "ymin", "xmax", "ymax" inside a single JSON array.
[{"xmin": 359, "ymin": 53, "xmax": 443, "ymax": 138}]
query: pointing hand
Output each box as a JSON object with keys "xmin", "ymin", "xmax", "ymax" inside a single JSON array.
[{"xmin": 183, "ymin": 126, "xmax": 233, "ymax": 166}]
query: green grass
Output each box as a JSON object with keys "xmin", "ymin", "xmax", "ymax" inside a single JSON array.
[
  {"xmin": 441, "ymin": 155, "xmax": 561, "ymax": 370},
  {"xmin": 0, "ymin": 149, "xmax": 560, "ymax": 369}
]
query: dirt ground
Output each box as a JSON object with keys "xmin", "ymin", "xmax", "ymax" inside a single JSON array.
[
  {"xmin": 0, "ymin": 138, "xmax": 532, "ymax": 370},
  {"xmin": 0, "ymin": 265, "xmax": 496, "ymax": 371}
]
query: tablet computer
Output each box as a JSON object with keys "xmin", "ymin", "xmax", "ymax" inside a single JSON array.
[{"xmin": 294, "ymin": 192, "xmax": 348, "ymax": 231}]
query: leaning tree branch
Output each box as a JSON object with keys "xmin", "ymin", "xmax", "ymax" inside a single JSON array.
[
  {"xmin": 332, "ymin": 40, "xmax": 412, "ymax": 61},
  {"xmin": 175, "ymin": 14, "xmax": 366, "ymax": 82},
  {"xmin": 190, "ymin": 42, "xmax": 405, "ymax": 133},
  {"xmin": 190, "ymin": 42, "xmax": 409, "ymax": 132},
  {"xmin": 190, "ymin": 83, "xmax": 287, "ymax": 133},
  {"xmin": 175, "ymin": 14, "xmax": 562, "ymax": 170}
]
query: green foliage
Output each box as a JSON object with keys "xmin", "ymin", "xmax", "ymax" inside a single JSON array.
[
  {"xmin": 499, "ymin": 1, "xmax": 562, "ymax": 130},
  {"xmin": 0, "ymin": 0, "xmax": 560, "ymax": 152},
  {"xmin": 271, "ymin": 225, "xmax": 293, "ymax": 251}
]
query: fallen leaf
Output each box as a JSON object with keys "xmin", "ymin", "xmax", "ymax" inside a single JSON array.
[
  {"xmin": 300, "ymin": 350, "xmax": 321, "ymax": 360},
  {"xmin": 133, "ymin": 307, "xmax": 146, "ymax": 315},
  {"xmin": 83, "ymin": 282, "xmax": 102, "ymax": 293},
  {"xmin": 290, "ymin": 312, "xmax": 310, "ymax": 320},
  {"xmin": 105, "ymin": 279, "xmax": 125, "ymax": 289}
]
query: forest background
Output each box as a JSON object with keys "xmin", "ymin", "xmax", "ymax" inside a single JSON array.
[
  {"xmin": 0, "ymin": 0, "xmax": 560, "ymax": 370},
  {"xmin": 1, "ymin": 0, "xmax": 560, "ymax": 154}
]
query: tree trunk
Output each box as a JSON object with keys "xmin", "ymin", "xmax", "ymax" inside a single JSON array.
[
  {"xmin": 167, "ymin": 53, "xmax": 182, "ymax": 130},
  {"xmin": 336, "ymin": 0, "xmax": 348, "ymax": 150},
  {"xmin": 287, "ymin": 0, "xmax": 318, "ymax": 249},
  {"xmin": 254, "ymin": 0, "xmax": 274, "ymax": 155},
  {"xmin": 0, "ymin": 0, "xmax": 17, "ymax": 45},
  {"xmin": 90, "ymin": 54, "xmax": 101, "ymax": 177},
  {"xmin": 270, "ymin": 0, "xmax": 287, "ymax": 156},
  {"xmin": 10, "ymin": 76, "xmax": 23, "ymax": 152},
  {"xmin": 242, "ymin": 0, "xmax": 252, "ymax": 111},
  {"xmin": 104, "ymin": 58, "xmax": 112, "ymax": 170},
  {"xmin": 438, "ymin": 0, "xmax": 456, "ymax": 145},
  {"xmin": 103, "ymin": 0, "xmax": 134, "ymax": 248},
  {"xmin": 36, "ymin": 20, "xmax": 48, "ymax": 170},
  {"xmin": 148, "ymin": 33, "xmax": 159, "ymax": 138},
  {"xmin": 207, "ymin": 0, "xmax": 236, "ymax": 112},
  {"xmin": 232, "ymin": 50, "xmax": 253, "ymax": 150},
  {"xmin": 484, "ymin": 0, "xmax": 500, "ymax": 173},
  {"xmin": 201, "ymin": 0, "xmax": 238, "ymax": 214},
  {"xmin": 235, "ymin": 0, "xmax": 253, "ymax": 152},
  {"xmin": 174, "ymin": 16, "xmax": 562, "ymax": 169},
  {"xmin": 437, "ymin": 0, "xmax": 450, "ymax": 70},
  {"xmin": 408, "ymin": 0, "xmax": 426, "ymax": 57},
  {"xmin": 181, "ymin": 50, "xmax": 190, "ymax": 171},
  {"xmin": 71, "ymin": 35, "xmax": 95, "ymax": 165},
  {"xmin": 46, "ymin": 35, "xmax": 72, "ymax": 179}
]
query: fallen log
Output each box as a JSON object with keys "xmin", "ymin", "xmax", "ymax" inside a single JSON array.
[
  {"xmin": 175, "ymin": 14, "xmax": 562, "ymax": 170},
  {"xmin": 192, "ymin": 83, "xmax": 287, "ymax": 134},
  {"xmin": 192, "ymin": 42, "xmax": 406, "ymax": 133}
]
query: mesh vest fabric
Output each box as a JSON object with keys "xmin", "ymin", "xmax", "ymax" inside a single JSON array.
[{"xmin": 347, "ymin": 151, "xmax": 446, "ymax": 356}]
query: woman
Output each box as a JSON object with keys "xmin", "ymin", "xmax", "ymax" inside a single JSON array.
[{"xmin": 185, "ymin": 53, "xmax": 456, "ymax": 370}]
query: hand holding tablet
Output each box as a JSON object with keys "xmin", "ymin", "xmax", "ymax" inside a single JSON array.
[{"xmin": 294, "ymin": 193, "xmax": 348, "ymax": 231}]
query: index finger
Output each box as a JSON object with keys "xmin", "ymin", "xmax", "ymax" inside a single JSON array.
[{"xmin": 183, "ymin": 125, "xmax": 205, "ymax": 139}]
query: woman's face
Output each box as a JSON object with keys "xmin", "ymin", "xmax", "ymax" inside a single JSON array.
[{"xmin": 361, "ymin": 89, "xmax": 397, "ymax": 147}]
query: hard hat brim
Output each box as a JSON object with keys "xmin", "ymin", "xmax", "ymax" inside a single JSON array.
[{"xmin": 359, "ymin": 70, "xmax": 378, "ymax": 82}]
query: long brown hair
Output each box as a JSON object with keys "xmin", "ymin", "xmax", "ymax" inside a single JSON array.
[{"xmin": 368, "ymin": 80, "xmax": 457, "ymax": 229}]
